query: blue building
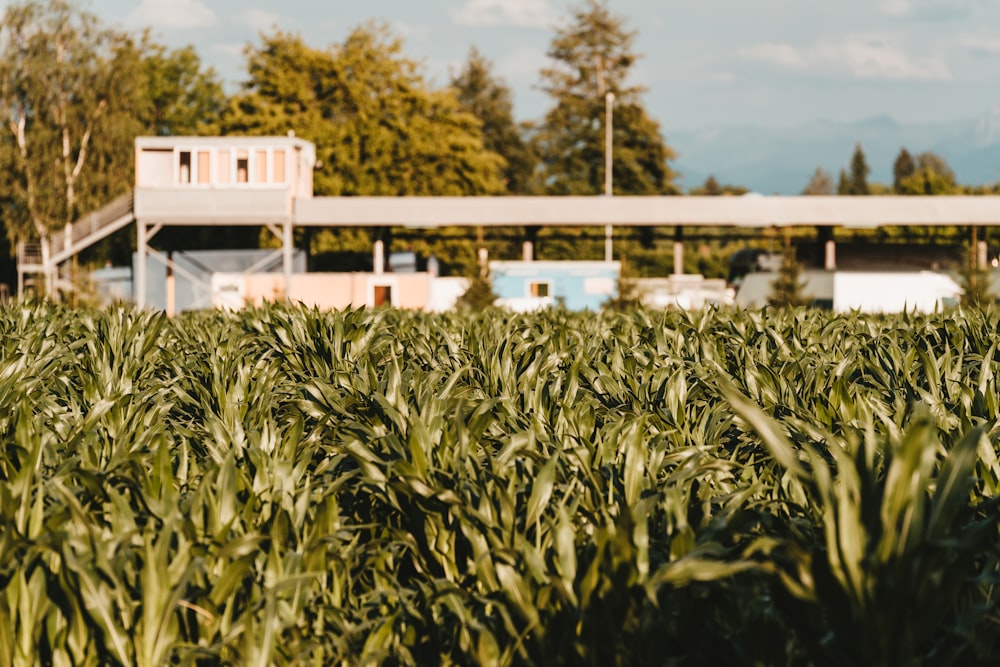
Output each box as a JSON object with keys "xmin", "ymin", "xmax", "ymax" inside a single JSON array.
[{"xmin": 489, "ymin": 260, "xmax": 620, "ymax": 311}]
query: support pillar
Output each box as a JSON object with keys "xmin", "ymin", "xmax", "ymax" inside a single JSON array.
[
  {"xmin": 42, "ymin": 238, "xmax": 53, "ymax": 298},
  {"xmin": 283, "ymin": 221, "xmax": 293, "ymax": 301},
  {"xmin": 165, "ymin": 251, "xmax": 175, "ymax": 317},
  {"xmin": 475, "ymin": 226, "xmax": 487, "ymax": 276},
  {"xmin": 136, "ymin": 222, "xmax": 146, "ymax": 309},
  {"xmin": 673, "ymin": 227, "xmax": 684, "ymax": 276},
  {"xmin": 374, "ymin": 239, "xmax": 385, "ymax": 275},
  {"xmin": 817, "ymin": 225, "xmax": 835, "ymax": 270},
  {"xmin": 523, "ymin": 225, "xmax": 538, "ymax": 262},
  {"xmin": 478, "ymin": 247, "xmax": 489, "ymax": 277},
  {"xmin": 977, "ymin": 239, "xmax": 988, "ymax": 270},
  {"xmin": 604, "ymin": 224, "xmax": 613, "ymax": 263}
]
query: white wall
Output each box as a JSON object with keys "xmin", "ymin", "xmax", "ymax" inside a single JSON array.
[{"xmin": 428, "ymin": 277, "xmax": 469, "ymax": 312}]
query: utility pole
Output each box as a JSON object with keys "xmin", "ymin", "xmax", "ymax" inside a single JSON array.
[
  {"xmin": 596, "ymin": 56, "xmax": 615, "ymax": 263},
  {"xmin": 604, "ymin": 90, "xmax": 615, "ymax": 263}
]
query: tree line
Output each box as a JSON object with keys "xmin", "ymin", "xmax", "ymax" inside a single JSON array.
[
  {"xmin": 2, "ymin": 0, "xmax": 997, "ymax": 285},
  {"xmin": 0, "ymin": 1, "xmax": 675, "ymax": 265},
  {"xmin": 799, "ymin": 144, "xmax": 1000, "ymax": 196}
]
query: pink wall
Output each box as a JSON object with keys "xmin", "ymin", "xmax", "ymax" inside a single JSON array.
[{"xmin": 239, "ymin": 273, "xmax": 433, "ymax": 310}]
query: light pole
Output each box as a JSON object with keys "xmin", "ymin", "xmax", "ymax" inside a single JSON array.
[{"xmin": 604, "ymin": 90, "xmax": 614, "ymax": 263}]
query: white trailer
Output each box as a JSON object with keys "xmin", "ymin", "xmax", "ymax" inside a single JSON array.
[
  {"xmin": 831, "ymin": 271, "xmax": 961, "ymax": 313},
  {"xmin": 735, "ymin": 270, "xmax": 962, "ymax": 312}
]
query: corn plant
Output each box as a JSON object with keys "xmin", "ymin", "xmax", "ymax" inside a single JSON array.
[{"xmin": 0, "ymin": 303, "xmax": 999, "ymax": 665}]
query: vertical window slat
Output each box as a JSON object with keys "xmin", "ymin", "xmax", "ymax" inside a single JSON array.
[
  {"xmin": 256, "ymin": 149, "xmax": 268, "ymax": 183},
  {"xmin": 273, "ymin": 150, "xmax": 286, "ymax": 183}
]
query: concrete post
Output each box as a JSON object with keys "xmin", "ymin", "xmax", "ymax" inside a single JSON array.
[
  {"xmin": 374, "ymin": 239, "xmax": 384, "ymax": 275},
  {"xmin": 672, "ymin": 226, "xmax": 684, "ymax": 275},
  {"xmin": 41, "ymin": 237, "xmax": 53, "ymax": 298},
  {"xmin": 136, "ymin": 222, "xmax": 146, "ymax": 309},
  {"xmin": 165, "ymin": 251, "xmax": 174, "ymax": 317},
  {"xmin": 977, "ymin": 239, "xmax": 989, "ymax": 269},
  {"xmin": 478, "ymin": 247, "xmax": 488, "ymax": 276},
  {"xmin": 522, "ymin": 240, "xmax": 533, "ymax": 262},
  {"xmin": 16, "ymin": 243, "xmax": 23, "ymax": 299},
  {"xmin": 824, "ymin": 240, "xmax": 837, "ymax": 270},
  {"xmin": 283, "ymin": 221, "xmax": 294, "ymax": 301}
]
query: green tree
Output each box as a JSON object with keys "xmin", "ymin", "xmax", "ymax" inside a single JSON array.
[
  {"xmin": 690, "ymin": 174, "xmax": 747, "ymax": 196},
  {"xmin": 898, "ymin": 151, "xmax": 957, "ymax": 195},
  {"xmin": 533, "ymin": 0, "xmax": 678, "ymax": 196},
  {"xmin": 892, "ymin": 148, "xmax": 916, "ymax": 194},
  {"xmin": 959, "ymin": 230, "xmax": 992, "ymax": 308},
  {"xmin": 837, "ymin": 168, "xmax": 850, "ymax": 195},
  {"xmin": 451, "ymin": 47, "xmax": 536, "ymax": 195},
  {"xmin": 137, "ymin": 41, "xmax": 227, "ymax": 137},
  {"xmin": 768, "ymin": 236, "xmax": 809, "ymax": 307},
  {"xmin": 802, "ymin": 167, "xmax": 834, "ymax": 195},
  {"xmin": 0, "ymin": 0, "xmax": 225, "ymax": 269},
  {"xmin": 456, "ymin": 269, "xmax": 498, "ymax": 311},
  {"xmin": 221, "ymin": 27, "xmax": 506, "ymax": 275},
  {"xmin": 223, "ymin": 27, "xmax": 505, "ymax": 198},
  {"xmin": 846, "ymin": 143, "xmax": 870, "ymax": 195},
  {"xmin": 95, "ymin": 38, "xmax": 228, "ymax": 264},
  {"xmin": 0, "ymin": 0, "xmax": 124, "ymax": 251},
  {"xmin": 603, "ymin": 254, "xmax": 643, "ymax": 310},
  {"xmin": 693, "ymin": 175, "xmax": 722, "ymax": 195}
]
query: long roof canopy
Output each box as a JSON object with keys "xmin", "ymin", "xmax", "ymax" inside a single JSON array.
[{"xmin": 293, "ymin": 195, "xmax": 1000, "ymax": 229}]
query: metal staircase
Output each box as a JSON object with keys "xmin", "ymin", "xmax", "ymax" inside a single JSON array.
[{"xmin": 16, "ymin": 192, "xmax": 135, "ymax": 298}]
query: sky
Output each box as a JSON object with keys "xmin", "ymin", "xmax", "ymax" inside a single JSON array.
[{"xmin": 26, "ymin": 1, "xmax": 1000, "ymax": 130}]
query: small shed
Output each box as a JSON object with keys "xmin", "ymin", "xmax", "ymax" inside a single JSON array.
[{"xmin": 489, "ymin": 260, "xmax": 620, "ymax": 311}]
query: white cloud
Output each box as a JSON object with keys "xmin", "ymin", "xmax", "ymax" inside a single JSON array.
[
  {"xmin": 495, "ymin": 44, "xmax": 548, "ymax": 84},
  {"xmin": 739, "ymin": 43, "xmax": 808, "ymax": 70},
  {"xmin": 740, "ymin": 34, "xmax": 951, "ymax": 81},
  {"xmin": 393, "ymin": 21, "xmax": 431, "ymax": 41},
  {"xmin": 879, "ymin": 0, "xmax": 912, "ymax": 17},
  {"xmin": 125, "ymin": 0, "xmax": 216, "ymax": 30},
  {"xmin": 211, "ymin": 43, "xmax": 245, "ymax": 59},
  {"xmin": 877, "ymin": 0, "xmax": 977, "ymax": 21},
  {"xmin": 449, "ymin": 0, "xmax": 559, "ymax": 29},
  {"xmin": 959, "ymin": 34, "xmax": 1000, "ymax": 55},
  {"xmin": 710, "ymin": 72, "xmax": 738, "ymax": 84},
  {"xmin": 239, "ymin": 9, "xmax": 281, "ymax": 33}
]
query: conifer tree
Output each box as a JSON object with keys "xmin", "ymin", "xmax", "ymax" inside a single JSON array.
[
  {"xmin": 456, "ymin": 269, "xmax": 497, "ymax": 311},
  {"xmin": 837, "ymin": 168, "xmax": 850, "ymax": 195},
  {"xmin": 603, "ymin": 254, "xmax": 643, "ymax": 310},
  {"xmin": 451, "ymin": 47, "xmax": 536, "ymax": 194},
  {"xmin": 700, "ymin": 175, "xmax": 722, "ymax": 195},
  {"xmin": 533, "ymin": 0, "xmax": 677, "ymax": 195},
  {"xmin": 893, "ymin": 148, "xmax": 916, "ymax": 194},
  {"xmin": 959, "ymin": 230, "xmax": 993, "ymax": 309},
  {"xmin": 802, "ymin": 167, "xmax": 833, "ymax": 195},
  {"xmin": 768, "ymin": 235, "xmax": 810, "ymax": 307},
  {"xmin": 847, "ymin": 143, "xmax": 870, "ymax": 195}
]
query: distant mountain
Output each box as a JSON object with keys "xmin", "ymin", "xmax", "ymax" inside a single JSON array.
[{"xmin": 670, "ymin": 109, "xmax": 1000, "ymax": 195}]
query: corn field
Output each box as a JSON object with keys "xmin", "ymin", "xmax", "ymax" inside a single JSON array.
[{"xmin": 1, "ymin": 303, "xmax": 999, "ymax": 666}]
